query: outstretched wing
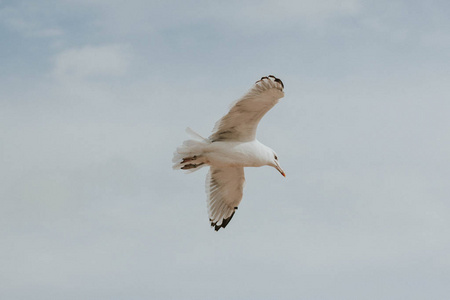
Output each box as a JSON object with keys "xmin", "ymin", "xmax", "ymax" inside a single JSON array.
[
  {"xmin": 209, "ymin": 75, "xmax": 284, "ymax": 142},
  {"xmin": 206, "ymin": 167, "xmax": 245, "ymax": 231}
]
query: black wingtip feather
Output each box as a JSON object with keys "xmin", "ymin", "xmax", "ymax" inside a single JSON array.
[
  {"xmin": 256, "ymin": 75, "xmax": 284, "ymax": 89},
  {"xmin": 210, "ymin": 210, "xmax": 236, "ymax": 231},
  {"xmin": 274, "ymin": 78, "xmax": 284, "ymax": 88}
]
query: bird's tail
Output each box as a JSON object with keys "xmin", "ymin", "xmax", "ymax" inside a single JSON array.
[{"xmin": 172, "ymin": 128, "xmax": 210, "ymax": 173}]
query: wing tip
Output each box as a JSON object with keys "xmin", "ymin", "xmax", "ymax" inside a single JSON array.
[
  {"xmin": 255, "ymin": 75, "xmax": 284, "ymax": 90},
  {"xmin": 210, "ymin": 208, "xmax": 238, "ymax": 231}
]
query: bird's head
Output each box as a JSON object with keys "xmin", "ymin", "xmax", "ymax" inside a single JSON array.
[{"xmin": 269, "ymin": 151, "xmax": 285, "ymax": 177}]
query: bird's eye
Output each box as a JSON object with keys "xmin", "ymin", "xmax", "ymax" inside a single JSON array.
[{"xmin": 274, "ymin": 154, "xmax": 278, "ymax": 160}]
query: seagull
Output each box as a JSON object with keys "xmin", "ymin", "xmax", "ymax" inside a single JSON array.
[{"xmin": 172, "ymin": 75, "xmax": 286, "ymax": 231}]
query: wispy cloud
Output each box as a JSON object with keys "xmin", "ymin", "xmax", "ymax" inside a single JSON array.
[
  {"xmin": 53, "ymin": 44, "xmax": 131, "ymax": 80},
  {"xmin": 0, "ymin": 5, "xmax": 64, "ymax": 38},
  {"xmin": 234, "ymin": 0, "xmax": 361, "ymax": 21}
]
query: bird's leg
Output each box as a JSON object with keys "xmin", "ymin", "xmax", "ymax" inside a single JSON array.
[
  {"xmin": 181, "ymin": 155, "xmax": 197, "ymax": 163},
  {"xmin": 181, "ymin": 162, "xmax": 204, "ymax": 170}
]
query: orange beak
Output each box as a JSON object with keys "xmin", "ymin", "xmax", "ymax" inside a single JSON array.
[{"xmin": 275, "ymin": 163, "xmax": 286, "ymax": 177}]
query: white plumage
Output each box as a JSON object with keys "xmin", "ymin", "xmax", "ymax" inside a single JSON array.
[{"xmin": 173, "ymin": 75, "xmax": 286, "ymax": 231}]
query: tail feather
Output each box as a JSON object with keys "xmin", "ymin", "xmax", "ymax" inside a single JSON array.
[
  {"xmin": 172, "ymin": 129, "xmax": 210, "ymax": 172},
  {"xmin": 186, "ymin": 127, "xmax": 209, "ymax": 142}
]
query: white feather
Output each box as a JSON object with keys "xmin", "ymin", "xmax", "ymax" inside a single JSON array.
[{"xmin": 173, "ymin": 75, "xmax": 286, "ymax": 231}]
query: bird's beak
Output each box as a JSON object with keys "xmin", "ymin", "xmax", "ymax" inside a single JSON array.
[{"xmin": 275, "ymin": 162, "xmax": 286, "ymax": 177}]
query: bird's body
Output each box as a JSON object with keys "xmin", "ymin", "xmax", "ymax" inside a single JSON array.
[
  {"xmin": 203, "ymin": 140, "xmax": 274, "ymax": 168},
  {"xmin": 173, "ymin": 75, "xmax": 286, "ymax": 231}
]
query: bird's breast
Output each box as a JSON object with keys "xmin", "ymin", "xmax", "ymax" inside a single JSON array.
[{"xmin": 204, "ymin": 140, "xmax": 267, "ymax": 168}]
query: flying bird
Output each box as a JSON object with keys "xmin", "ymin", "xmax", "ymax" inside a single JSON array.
[{"xmin": 172, "ymin": 75, "xmax": 286, "ymax": 231}]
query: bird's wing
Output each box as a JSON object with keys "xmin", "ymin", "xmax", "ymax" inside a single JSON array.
[
  {"xmin": 209, "ymin": 75, "xmax": 285, "ymax": 142},
  {"xmin": 206, "ymin": 166, "xmax": 245, "ymax": 231}
]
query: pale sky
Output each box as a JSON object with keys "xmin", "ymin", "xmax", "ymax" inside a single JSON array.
[{"xmin": 1, "ymin": 1, "xmax": 450, "ymax": 299}]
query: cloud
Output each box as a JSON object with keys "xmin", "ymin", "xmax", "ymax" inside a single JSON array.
[
  {"xmin": 0, "ymin": 4, "xmax": 64, "ymax": 38},
  {"xmin": 238, "ymin": 0, "xmax": 361, "ymax": 21},
  {"xmin": 40, "ymin": 0, "xmax": 363, "ymax": 39},
  {"xmin": 4, "ymin": 17, "xmax": 63, "ymax": 37},
  {"xmin": 53, "ymin": 44, "xmax": 131, "ymax": 80}
]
